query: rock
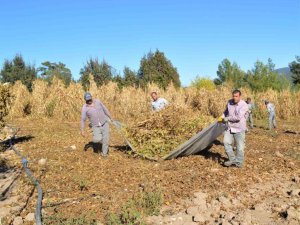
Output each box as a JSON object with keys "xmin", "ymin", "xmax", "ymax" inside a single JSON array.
[
  {"xmin": 186, "ymin": 206, "xmax": 199, "ymax": 215},
  {"xmin": 290, "ymin": 189, "xmax": 300, "ymax": 196},
  {"xmin": 193, "ymin": 213, "xmax": 206, "ymax": 223},
  {"xmin": 218, "ymin": 196, "xmax": 231, "ymax": 208},
  {"xmin": 275, "ymin": 151, "xmax": 283, "ymax": 158},
  {"xmin": 24, "ymin": 213, "xmax": 35, "ymax": 221},
  {"xmin": 240, "ymin": 210, "xmax": 252, "ymax": 224},
  {"xmin": 258, "ymin": 158, "xmax": 263, "ymax": 161},
  {"xmin": 225, "ymin": 212, "xmax": 236, "ymax": 220},
  {"xmin": 182, "ymin": 222, "xmax": 198, "ymax": 225},
  {"xmin": 70, "ymin": 145, "xmax": 76, "ymax": 150},
  {"xmin": 193, "ymin": 191, "xmax": 207, "ymax": 200},
  {"xmin": 38, "ymin": 158, "xmax": 47, "ymax": 166},
  {"xmin": 292, "ymin": 176, "xmax": 300, "ymax": 184},
  {"xmin": 287, "ymin": 206, "xmax": 300, "ymax": 220},
  {"xmin": 248, "ymin": 189, "xmax": 256, "ymax": 194},
  {"xmin": 13, "ymin": 217, "xmax": 23, "ymax": 225}
]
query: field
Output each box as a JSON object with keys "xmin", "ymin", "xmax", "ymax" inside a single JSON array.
[{"xmin": 0, "ymin": 79, "xmax": 300, "ymax": 224}]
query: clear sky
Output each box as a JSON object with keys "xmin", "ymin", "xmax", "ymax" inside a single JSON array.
[{"xmin": 0, "ymin": 0, "xmax": 299, "ymax": 86}]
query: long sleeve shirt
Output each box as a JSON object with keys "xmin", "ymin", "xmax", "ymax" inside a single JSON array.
[
  {"xmin": 266, "ymin": 103, "xmax": 275, "ymax": 114},
  {"xmin": 151, "ymin": 98, "xmax": 169, "ymax": 111},
  {"xmin": 80, "ymin": 99, "xmax": 112, "ymax": 131},
  {"xmin": 223, "ymin": 99, "xmax": 248, "ymax": 133},
  {"xmin": 247, "ymin": 103, "xmax": 254, "ymax": 114}
]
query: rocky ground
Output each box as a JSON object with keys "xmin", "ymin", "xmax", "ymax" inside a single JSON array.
[{"xmin": 0, "ymin": 118, "xmax": 299, "ymax": 225}]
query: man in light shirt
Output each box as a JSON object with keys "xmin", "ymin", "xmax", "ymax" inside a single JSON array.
[
  {"xmin": 151, "ymin": 91, "xmax": 169, "ymax": 111},
  {"xmin": 264, "ymin": 100, "xmax": 277, "ymax": 130},
  {"xmin": 246, "ymin": 97, "xmax": 254, "ymax": 129},
  {"xmin": 80, "ymin": 92, "xmax": 112, "ymax": 158},
  {"xmin": 220, "ymin": 90, "xmax": 249, "ymax": 168}
]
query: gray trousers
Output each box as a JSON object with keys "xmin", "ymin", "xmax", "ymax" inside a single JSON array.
[
  {"xmin": 269, "ymin": 113, "xmax": 277, "ymax": 130},
  {"xmin": 248, "ymin": 113, "xmax": 254, "ymax": 128},
  {"xmin": 92, "ymin": 122, "xmax": 109, "ymax": 155},
  {"xmin": 224, "ymin": 130, "xmax": 246, "ymax": 165}
]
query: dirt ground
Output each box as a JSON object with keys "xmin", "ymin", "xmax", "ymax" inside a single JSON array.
[{"xmin": 0, "ymin": 117, "xmax": 299, "ymax": 224}]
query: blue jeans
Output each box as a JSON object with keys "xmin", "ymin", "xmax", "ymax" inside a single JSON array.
[
  {"xmin": 224, "ymin": 130, "xmax": 246, "ymax": 165},
  {"xmin": 269, "ymin": 113, "xmax": 277, "ymax": 130}
]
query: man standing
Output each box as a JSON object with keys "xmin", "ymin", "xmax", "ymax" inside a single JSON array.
[
  {"xmin": 221, "ymin": 90, "xmax": 248, "ymax": 168},
  {"xmin": 81, "ymin": 92, "xmax": 112, "ymax": 158},
  {"xmin": 246, "ymin": 97, "xmax": 254, "ymax": 129},
  {"xmin": 264, "ymin": 100, "xmax": 277, "ymax": 130},
  {"xmin": 151, "ymin": 91, "xmax": 169, "ymax": 111}
]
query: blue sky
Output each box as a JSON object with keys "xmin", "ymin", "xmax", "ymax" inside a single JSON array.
[{"xmin": 0, "ymin": 0, "xmax": 299, "ymax": 86}]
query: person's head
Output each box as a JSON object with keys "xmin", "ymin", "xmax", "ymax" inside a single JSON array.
[
  {"xmin": 84, "ymin": 92, "xmax": 93, "ymax": 105},
  {"xmin": 264, "ymin": 100, "xmax": 269, "ymax": 105},
  {"xmin": 151, "ymin": 91, "xmax": 158, "ymax": 101},
  {"xmin": 232, "ymin": 89, "xmax": 242, "ymax": 104},
  {"xmin": 246, "ymin": 97, "xmax": 251, "ymax": 103}
]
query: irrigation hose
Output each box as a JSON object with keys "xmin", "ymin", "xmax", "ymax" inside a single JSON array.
[{"xmin": 8, "ymin": 127, "xmax": 43, "ymax": 225}]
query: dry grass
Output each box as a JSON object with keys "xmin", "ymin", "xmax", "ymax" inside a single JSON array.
[
  {"xmin": 7, "ymin": 77, "xmax": 299, "ymax": 121},
  {"xmin": 5, "ymin": 78, "xmax": 299, "ymax": 157}
]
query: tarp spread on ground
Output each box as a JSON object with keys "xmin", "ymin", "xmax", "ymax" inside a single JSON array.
[{"xmin": 112, "ymin": 106, "xmax": 227, "ymax": 160}]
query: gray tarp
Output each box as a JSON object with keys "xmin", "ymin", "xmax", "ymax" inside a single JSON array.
[
  {"xmin": 163, "ymin": 122, "xmax": 226, "ymax": 160},
  {"xmin": 112, "ymin": 121, "xmax": 226, "ymax": 160}
]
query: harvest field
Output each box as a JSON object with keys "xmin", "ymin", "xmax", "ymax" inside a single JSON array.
[{"xmin": 0, "ymin": 80, "xmax": 300, "ymax": 225}]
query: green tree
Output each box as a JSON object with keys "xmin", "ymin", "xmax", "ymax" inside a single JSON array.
[
  {"xmin": 38, "ymin": 61, "xmax": 72, "ymax": 86},
  {"xmin": 0, "ymin": 54, "xmax": 36, "ymax": 91},
  {"xmin": 80, "ymin": 58, "xmax": 113, "ymax": 89},
  {"xmin": 138, "ymin": 50, "xmax": 181, "ymax": 89},
  {"xmin": 289, "ymin": 56, "xmax": 300, "ymax": 85},
  {"xmin": 123, "ymin": 67, "xmax": 137, "ymax": 87},
  {"xmin": 245, "ymin": 59, "xmax": 290, "ymax": 92},
  {"xmin": 214, "ymin": 59, "xmax": 246, "ymax": 88},
  {"xmin": 191, "ymin": 76, "xmax": 216, "ymax": 90}
]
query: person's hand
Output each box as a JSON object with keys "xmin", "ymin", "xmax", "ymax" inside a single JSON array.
[
  {"xmin": 217, "ymin": 116, "xmax": 223, "ymax": 123},
  {"xmin": 81, "ymin": 131, "xmax": 86, "ymax": 137}
]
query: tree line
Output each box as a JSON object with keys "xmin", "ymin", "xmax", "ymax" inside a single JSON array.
[{"xmin": 0, "ymin": 50, "xmax": 299, "ymax": 92}]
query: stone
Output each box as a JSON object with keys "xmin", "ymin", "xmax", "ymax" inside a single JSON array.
[
  {"xmin": 275, "ymin": 151, "xmax": 283, "ymax": 158},
  {"xmin": 292, "ymin": 176, "xmax": 300, "ymax": 184},
  {"xmin": 218, "ymin": 196, "xmax": 231, "ymax": 207},
  {"xmin": 70, "ymin": 145, "xmax": 76, "ymax": 150},
  {"xmin": 193, "ymin": 213, "xmax": 206, "ymax": 223},
  {"xmin": 13, "ymin": 217, "xmax": 23, "ymax": 225},
  {"xmin": 38, "ymin": 158, "xmax": 47, "ymax": 166},
  {"xmin": 287, "ymin": 206, "xmax": 300, "ymax": 220},
  {"xmin": 290, "ymin": 189, "xmax": 300, "ymax": 196},
  {"xmin": 186, "ymin": 206, "xmax": 199, "ymax": 215},
  {"xmin": 24, "ymin": 213, "xmax": 35, "ymax": 221},
  {"xmin": 241, "ymin": 210, "xmax": 252, "ymax": 225}
]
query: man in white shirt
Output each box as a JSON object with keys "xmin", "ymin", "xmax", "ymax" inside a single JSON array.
[
  {"xmin": 151, "ymin": 91, "xmax": 169, "ymax": 111},
  {"xmin": 264, "ymin": 100, "xmax": 277, "ymax": 130}
]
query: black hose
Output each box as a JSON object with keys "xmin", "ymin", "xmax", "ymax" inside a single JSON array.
[{"xmin": 8, "ymin": 130, "xmax": 43, "ymax": 225}]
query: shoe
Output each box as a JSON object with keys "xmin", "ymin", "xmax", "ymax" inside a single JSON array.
[
  {"xmin": 233, "ymin": 162, "xmax": 243, "ymax": 168},
  {"xmin": 100, "ymin": 153, "xmax": 108, "ymax": 159},
  {"xmin": 224, "ymin": 160, "xmax": 235, "ymax": 167}
]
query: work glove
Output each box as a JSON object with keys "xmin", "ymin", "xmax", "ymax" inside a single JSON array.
[{"xmin": 217, "ymin": 117, "xmax": 223, "ymax": 123}]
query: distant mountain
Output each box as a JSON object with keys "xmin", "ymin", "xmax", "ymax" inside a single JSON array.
[{"xmin": 275, "ymin": 67, "xmax": 293, "ymax": 81}]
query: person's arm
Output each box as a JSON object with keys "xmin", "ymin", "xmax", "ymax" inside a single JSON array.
[
  {"xmin": 223, "ymin": 103, "xmax": 229, "ymax": 118},
  {"xmin": 80, "ymin": 107, "xmax": 87, "ymax": 135},
  {"xmin": 227, "ymin": 104, "xmax": 248, "ymax": 122},
  {"xmin": 100, "ymin": 101, "xmax": 112, "ymax": 120}
]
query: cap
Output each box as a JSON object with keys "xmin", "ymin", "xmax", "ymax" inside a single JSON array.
[{"xmin": 84, "ymin": 92, "xmax": 92, "ymax": 101}]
